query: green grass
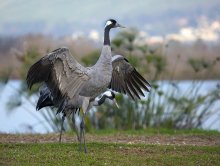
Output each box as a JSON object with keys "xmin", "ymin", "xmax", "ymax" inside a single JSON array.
[
  {"xmin": 1, "ymin": 142, "xmax": 219, "ymax": 166},
  {"xmin": 78, "ymin": 128, "xmax": 220, "ymax": 136}
]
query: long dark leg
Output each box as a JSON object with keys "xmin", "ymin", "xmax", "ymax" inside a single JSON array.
[
  {"xmin": 71, "ymin": 108, "xmax": 80, "ymax": 142},
  {"xmin": 79, "ymin": 114, "xmax": 87, "ymax": 153},
  {"xmin": 82, "ymin": 117, "xmax": 87, "ymax": 153},
  {"xmin": 79, "ymin": 117, "xmax": 83, "ymax": 151},
  {"xmin": 79, "ymin": 117, "xmax": 84, "ymax": 152},
  {"xmin": 59, "ymin": 113, "xmax": 66, "ymax": 143},
  {"xmin": 79, "ymin": 97, "xmax": 90, "ymax": 153}
]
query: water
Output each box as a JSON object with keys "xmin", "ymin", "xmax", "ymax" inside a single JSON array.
[
  {"xmin": 0, "ymin": 80, "xmax": 54, "ymax": 134},
  {"xmin": 0, "ymin": 80, "xmax": 219, "ymax": 134}
]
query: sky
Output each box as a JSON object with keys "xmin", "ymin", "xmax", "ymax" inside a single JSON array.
[
  {"xmin": 0, "ymin": 0, "xmax": 204, "ymax": 24},
  {"xmin": 0, "ymin": 0, "xmax": 220, "ymax": 37}
]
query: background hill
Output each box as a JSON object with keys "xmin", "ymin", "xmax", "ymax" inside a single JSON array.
[{"xmin": 0, "ymin": 0, "xmax": 220, "ymax": 36}]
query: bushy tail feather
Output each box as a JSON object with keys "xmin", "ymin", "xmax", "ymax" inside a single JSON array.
[
  {"xmin": 36, "ymin": 94, "xmax": 53, "ymax": 110},
  {"xmin": 36, "ymin": 85, "xmax": 53, "ymax": 110}
]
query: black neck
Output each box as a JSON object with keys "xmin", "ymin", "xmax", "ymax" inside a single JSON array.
[
  {"xmin": 104, "ymin": 26, "xmax": 111, "ymax": 46},
  {"xmin": 98, "ymin": 95, "xmax": 107, "ymax": 105}
]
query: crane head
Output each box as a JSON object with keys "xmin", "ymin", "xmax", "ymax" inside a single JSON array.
[
  {"xmin": 105, "ymin": 19, "xmax": 125, "ymax": 29},
  {"xmin": 103, "ymin": 91, "xmax": 120, "ymax": 109}
]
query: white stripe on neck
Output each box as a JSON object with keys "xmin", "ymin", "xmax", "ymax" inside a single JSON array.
[
  {"xmin": 105, "ymin": 21, "xmax": 112, "ymax": 28},
  {"xmin": 103, "ymin": 91, "xmax": 112, "ymax": 97}
]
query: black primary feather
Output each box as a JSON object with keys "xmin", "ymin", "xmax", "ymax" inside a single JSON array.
[
  {"xmin": 109, "ymin": 55, "xmax": 151, "ymax": 100},
  {"xmin": 36, "ymin": 85, "xmax": 53, "ymax": 110}
]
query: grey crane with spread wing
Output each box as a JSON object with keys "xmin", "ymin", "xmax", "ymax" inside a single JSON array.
[{"xmin": 27, "ymin": 19, "xmax": 151, "ymax": 153}]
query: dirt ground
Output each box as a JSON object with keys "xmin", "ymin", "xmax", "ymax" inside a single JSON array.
[{"xmin": 0, "ymin": 133, "xmax": 219, "ymax": 146}]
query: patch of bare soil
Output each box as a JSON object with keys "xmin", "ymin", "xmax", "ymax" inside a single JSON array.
[{"xmin": 0, "ymin": 133, "xmax": 219, "ymax": 146}]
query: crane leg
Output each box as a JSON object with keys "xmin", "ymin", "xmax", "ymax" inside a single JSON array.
[
  {"xmin": 71, "ymin": 108, "xmax": 80, "ymax": 142},
  {"xmin": 79, "ymin": 114, "xmax": 87, "ymax": 153},
  {"xmin": 79, "ymin": 97, "xmax": 90, "ymax": 153},
  {"xmin": 79, "ymin": 118, "xmax": 83, "ymax": 151},
  {"xmin": 59, "ymin": 114, "xmax": 66, "ymax": 143}
]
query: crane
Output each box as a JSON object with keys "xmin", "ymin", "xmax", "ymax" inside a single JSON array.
[{"xmin": 27, "ymin": 19, "xmax": 151, "ymax": 153}]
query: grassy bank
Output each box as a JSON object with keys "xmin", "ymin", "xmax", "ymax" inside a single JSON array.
[
  {"xmin": 86, "ymin": 128, "xmax": 220, "ymax": 136},
  {"xmin": 1, "ymin": 129, "xmax": 219, "ymax": 165},
  {"xmin": 1, "ymin": 142, "xmax": 220, "ymax": 166}
]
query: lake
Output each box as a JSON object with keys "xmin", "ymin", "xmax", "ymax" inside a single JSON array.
[{"xmin": 0, "ymin": 80, "xmax": 219, "ymax": 134}]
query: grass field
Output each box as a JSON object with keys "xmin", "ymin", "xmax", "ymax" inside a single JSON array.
[{"xmin": 0, "ymin": 129, "xmax": 220, "ymax": 165}]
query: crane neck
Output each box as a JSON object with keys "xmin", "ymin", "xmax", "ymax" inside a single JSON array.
[
  {"xmin": 104, "ymin": 26, "xmax": 111, "ymax": 46},
  {"xmin": 98, "ymin": 95, "xmax": 107, "ymax": 105},
  {"xmin": 94, "ymin": 26, "xmax": 112, "ymax": 67}
]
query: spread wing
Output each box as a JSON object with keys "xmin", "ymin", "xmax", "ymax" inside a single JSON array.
[
  {"xmin": 109, "ymin": 55, "xmax": 151, "ymax": 100},
  {"xmin": 27, "ymin": 47, "xmax": 90, "ymax": 99}
]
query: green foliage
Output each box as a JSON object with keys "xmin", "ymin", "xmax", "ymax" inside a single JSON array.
[
  {"xmin": 112, "ymin": 28, "xmax": 138, "ymax": 54},
  {"xmin": 112, "ymin": 37, "xmax": 124, "ymax": 49},
  {"xmin": 19, "ymin": 46, "xmax": 43, "ymax": 94},
  {"xmin": 87, "ymin": 128, "xmax": 220, "ymax": 136},
  {"xmin": 94, "ymin": 80, "xmax": 220, "ymax": 130},
  {"xmin": 188, "ymin": 58, "xmax": 211, "ymax": 73},
  {"xmin": 145, "ymin": 54, "xmax": 167, "ymax": 79},
  {"xmin": 19, "ymin": 47, "xmax": 41, "ymax": 79},
  {"xmin": 81, "ymin": 50, "xmax": 100, "ymax": 66}
]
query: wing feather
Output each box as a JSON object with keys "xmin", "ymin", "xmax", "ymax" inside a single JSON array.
[
  {"xmin": 131, "ymin": 71, "xmax": 150, "ymax": 92},
  {"xmin": 27, "ymin": 47, "xmax": 90, "ymax": 99},
  {"xmin": 130, "ymin": 76, "xmax": 145, "ymax": 96},
  {"xmin": 124, "ymin": 80, "xmax": 135, "ymax": 100},
  {"xmin": 133, "ymin": 69, "xmax": 151, "ymax": 87},
  {"xmin": 109, "ymin": 55, "xmax": 151, "ymax": 100},
  {"xmin": 126, "ymin": 77, "xmax": 140, "ymax": 99}
]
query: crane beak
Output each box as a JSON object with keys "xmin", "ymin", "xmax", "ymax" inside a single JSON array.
[
  {"xmin": 115, "ymin": 23, "xmax": 126, "ymax": 28},
  {"xmin": 113, "ymin": 99, "xmax": 120, "ymax": 109}
]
